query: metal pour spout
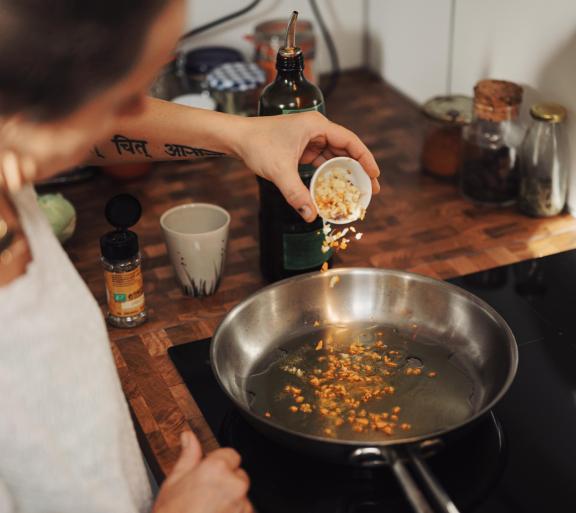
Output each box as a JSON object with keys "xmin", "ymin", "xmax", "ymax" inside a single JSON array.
[{"xmin": 285, "ymin": 11, "xmax": 298, "ymax": 49}]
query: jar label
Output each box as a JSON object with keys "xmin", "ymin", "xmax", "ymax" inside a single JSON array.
[
  {"xmin": 283, "ymin": 229, "xmax": 330, "ymax": 270},
  {"xmin": 104, "ymin": 268, "xmax": 146, "ymax": 317}
]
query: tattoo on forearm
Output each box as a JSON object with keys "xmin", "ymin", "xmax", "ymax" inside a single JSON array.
[
  {"xmin": 164, "ymin": 143, "xmax": 224, "ymax": 159},
  {"xmin": 103, "ymin": 134, "xmax": 223, "ymax": 160},
  {"xmin": 92, "ymin": 146, "xmax": 105, "ymax": 159},
  {"xmin": 111, "ymin": 134, "xmax": 151, "ymax": 158}
]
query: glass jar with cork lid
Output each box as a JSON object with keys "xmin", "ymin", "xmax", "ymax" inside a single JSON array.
[{"xmin": 460, "ymin": 79, "xmax": 524, "ymax": 206}]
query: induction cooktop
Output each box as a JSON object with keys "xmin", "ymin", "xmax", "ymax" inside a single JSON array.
[{"xmin": 169, "ymin": 249, "xmax": 576, "ymax": 512}]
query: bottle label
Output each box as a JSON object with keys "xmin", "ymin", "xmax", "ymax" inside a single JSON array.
[
  {"xmin": 280, "ymin": 102, "xmax": 328, "ymax": 271},
  {"xmin": 104, "ymin": 267, "xmax": 145, "ymax": 318},
  {"xmin": 283, "ymin": 229, "xmax": 330, "ymax": 271},
  {"xmin": 281, "ymin": 102, "xmax": 325, "ymax": 115}
]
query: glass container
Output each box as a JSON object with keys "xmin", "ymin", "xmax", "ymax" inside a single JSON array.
[
  {"xmin": 460, "ymin": 80, "xmax": 524, "ymax": 206},
  {"xmin": 518, "ymin": 103, "xmax": 569, "ymax": 217},
  {"xmin": 421, "ymin": 95, "xmax": 473, "ymax": 180}
]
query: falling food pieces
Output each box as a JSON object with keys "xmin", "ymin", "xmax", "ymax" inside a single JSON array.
[
  {"xmin": 321, "ymin": 221, "xmax": 365, "ymax": 255},
  {"xmin": 264, "ymin": 411, "xmax": 271, "ymax": 418},
  {"xmin": 313, "ymin": 320, "xmax": 321, "ymax": 327},
  {"xmin": 321, "ymin": 261, "xmax": 329, "ymax": 272},
  {"xmin": 315, "ymin": 340, "xmax": 324, "ymax": 350},
  {"xmin": 428, "ymin": 371, "xmax": 438, "ymax": 378},
  {"xmin": 329, "ymin": 275, "xmax": 341, "ymax": 288}
]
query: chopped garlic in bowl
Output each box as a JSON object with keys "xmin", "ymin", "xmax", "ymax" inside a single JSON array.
[{"xmin": 310, "ymin": 156, "xmax": 371, "ymax": 225}]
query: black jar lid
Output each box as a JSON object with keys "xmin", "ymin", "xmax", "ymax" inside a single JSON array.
[{"xmin": 100, "ymin": 194, "xmax": 142, "ymax": 262}]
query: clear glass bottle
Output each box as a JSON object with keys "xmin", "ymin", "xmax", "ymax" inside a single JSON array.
[
  {"xmin": 518, "ymin": 103, "xmax": 568, "ymax": 217},
  {"xmin": 460, "ymin": 80, "xmax": 524, "ymax": 206}
]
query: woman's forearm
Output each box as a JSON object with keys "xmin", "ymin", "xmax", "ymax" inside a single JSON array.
[{"xmin": 86, "ymin": 97, "xmax": 247, "ymax": 165}]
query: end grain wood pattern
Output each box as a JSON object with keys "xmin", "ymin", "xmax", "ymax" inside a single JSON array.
[{"xmin": 61, "ymin": 70, "xmax": 576, "ymax": 480}]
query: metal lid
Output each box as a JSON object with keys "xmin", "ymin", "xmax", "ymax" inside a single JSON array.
[
  {"xmin": 422, "ymin": 95, "xmax": 473, "ymax": 124},
  {"xmin": 530, "ymin": 102, "xmax": 567, "ymax": 123}
]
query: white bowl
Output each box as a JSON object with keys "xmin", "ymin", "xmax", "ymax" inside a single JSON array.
[{"xmin": 310, "ymin": 157, "xmax": 372, "ymax": 224}]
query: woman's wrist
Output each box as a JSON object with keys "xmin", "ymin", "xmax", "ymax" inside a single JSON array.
[{"xmin": 213, "ymin": 113, "xmax": 252, "ymax": 160}]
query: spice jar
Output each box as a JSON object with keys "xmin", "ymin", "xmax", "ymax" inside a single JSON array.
[
  {"xmin": 460, "ymin": 80, "xmax": 524, "ymax": 206},
  {"xmin": 421, "ymin": 95, "xmax": 472, "ymax": 180},
  {"xmin": 518, "ymin": 103, "xmax": 569, "ymax": 217},
  {"xmin": 100, "ymin": 194, "xmax": 147, "ymax": 328}
]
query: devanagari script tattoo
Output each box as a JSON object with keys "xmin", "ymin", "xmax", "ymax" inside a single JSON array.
[
  {"xmin": 164, "ymin": 144, "xmax": 224, "ymax": 158},
  {"xmin": 111, "ymin": 134, "xmax": 151, "ymax": 158},
  {"xmin": 92, "ymin": 146, "xmax": 105, "ymax": 159}
]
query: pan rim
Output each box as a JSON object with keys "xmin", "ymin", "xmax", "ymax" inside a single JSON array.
[{"xmin": 210, "ymin": 267, "xmax": 519, "ymax": 447}]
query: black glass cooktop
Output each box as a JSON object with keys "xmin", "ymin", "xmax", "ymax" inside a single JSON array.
[{"xmin": 169, "ymin": 249, "xmax": 576, "ymax": 512}]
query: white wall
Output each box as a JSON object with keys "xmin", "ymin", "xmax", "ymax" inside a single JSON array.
[
  {"xmin": 451, "ymin": 1, "xmax": 576, "ymax": 123},
  {"xmin": 366, "ymin": 0, "xmax": 453, "ymax": 102},
  {"xmin": 183, "ymin": 0, "xmax": 367, "ymax": 75},
  {"xmin": 367, "ymin": 0, "xmax": 576, "ymax": 206}
]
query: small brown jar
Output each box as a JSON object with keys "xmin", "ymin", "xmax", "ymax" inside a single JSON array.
[
  {"xmin": 460, "ymin": 80, "xmax": 524, "ymax": 206},
  {"xmin": 421, "ymin": 95, "xmax": 473, "ymax": 180}
]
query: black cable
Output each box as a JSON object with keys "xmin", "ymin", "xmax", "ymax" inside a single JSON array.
[
  {"xmin": 309, "ymin": 0, "xmax": 340, "ymax": 99},
  {"xmin": 177, "ymin": 0, "xmax": 340, "ymax": 98},
  {"xmin": 179, "ymin": 0, "xmax": 263, "ymax": 42}
]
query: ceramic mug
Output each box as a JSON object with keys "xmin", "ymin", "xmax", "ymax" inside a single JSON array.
[{"xmin": 160, "ymin": 203, "xmax": 230, "ymax": 297}]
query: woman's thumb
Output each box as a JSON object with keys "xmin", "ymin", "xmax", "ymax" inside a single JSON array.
[
  {"xmin": 170, "ymin": 431, "xmax": 202, "ymax": 478},
  {"xmin": 272, "ymin": 166, "xmax": 317, "ymax": 222}
]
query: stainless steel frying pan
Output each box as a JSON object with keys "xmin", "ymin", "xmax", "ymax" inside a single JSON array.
[{"xmin": 211, "ymin": 268, "xmax": 518, "ymax": 513}]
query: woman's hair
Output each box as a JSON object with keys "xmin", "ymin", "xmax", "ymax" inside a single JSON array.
[{"xmin": 0, "ymin": 0, "xmax": 167, "ymax": 121}]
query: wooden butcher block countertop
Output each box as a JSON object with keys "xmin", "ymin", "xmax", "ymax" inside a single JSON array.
[{"xmin": 61, "ymin": 69, "xmax": 576, "ymax": 481}]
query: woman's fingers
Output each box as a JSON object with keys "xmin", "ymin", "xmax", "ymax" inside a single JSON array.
[
  {"xmin": 170, "ymin": 431, "xmax": 203, "ymax": 479},
  {"xmin": 321, "ymin": 122, "xmax": 380, "ymax": 183},
  {"xmin": 236, "ymin": 499, "xmax": 254, "ymax": 513},
  {"xmin": 205, "ymin": 447, "xmax": 242, "ymax": 471},
  {"xmin": 270, "ymin": 163, "xmax": 318, "ymax": 222},
  {"xmin": 234, "ymin": 468, "xmax": 250, "ymax": 488}
]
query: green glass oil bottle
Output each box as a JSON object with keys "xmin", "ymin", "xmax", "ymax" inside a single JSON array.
[{"xmin": 257, "ymin": 11, "xmax": 331, "ymax": 282}]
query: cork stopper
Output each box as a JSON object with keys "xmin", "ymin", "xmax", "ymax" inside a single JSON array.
[{"xmin": 473, "ymin": 79, "xmax": 523, "ymax": 122}]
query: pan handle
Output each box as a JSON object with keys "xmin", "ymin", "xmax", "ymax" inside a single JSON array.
[
  {"xmin": 407, "ymin": 449, "xmax": 461, "ymax": 513},
  {"xmin": 390, "ymin": 453, "xmax": 437, "ymax": 513},
  {"xmin": 349, "ymin": 447, "xmax": 461, "ymax": 513},
  {"xmin": 350, "ymin": 447, "xmax": 435, "ymax": 513}
]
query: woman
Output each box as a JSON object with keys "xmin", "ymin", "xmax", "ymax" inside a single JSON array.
[{"xmin": 0, "ymin": 1, "xmax": 380, "ymax": 513}]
